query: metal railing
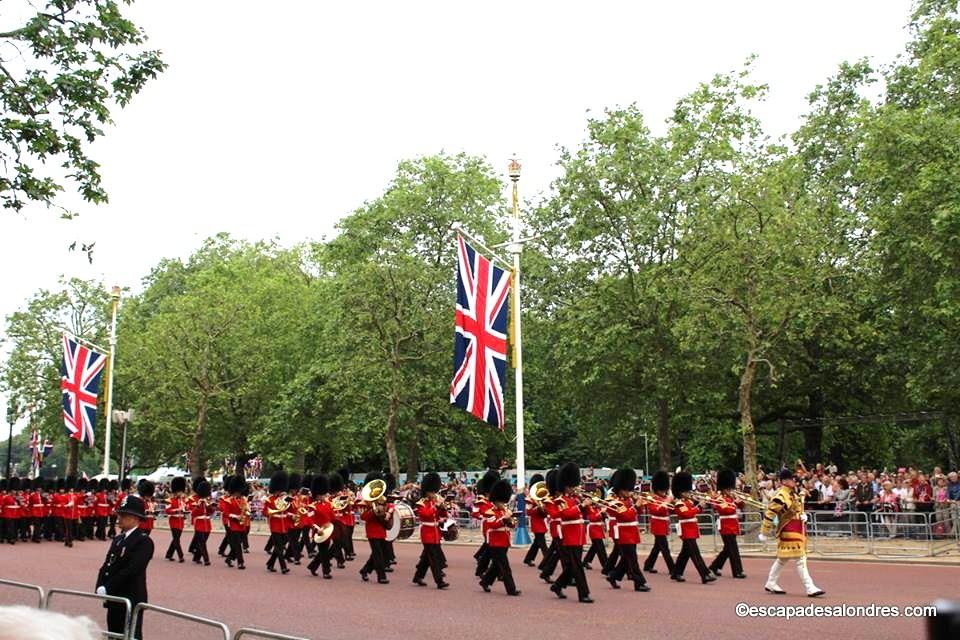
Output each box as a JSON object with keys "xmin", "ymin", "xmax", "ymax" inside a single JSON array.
[
  {"xmin": 233, "ymin": 629, "xmax": 311, "ymax": 640},
  {"xmin": 868, "ymin": 511, "xmax": 932, "ymax": 558},
  {"xmin": 0, "ymin": 578, "xmax": 45, "ymax": 608},
  {"xmin": 44, "ymin": 588, "xmax": 131, "ymax": 640},
  {"xmin": 131, "ymin": 602, "xmax": 230, "ymax": 640},
  {"xmin": 731, "ymin": 510, "xmax": 765, "ymax": 553},
  {"xmin": 808, "ymin": 511, "xmax": 871, "ymax": 556}
]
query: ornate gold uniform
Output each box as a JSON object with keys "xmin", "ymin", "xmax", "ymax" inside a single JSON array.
[{"xmin": 761, "ymin": 486, "xmax": 806, "ymax": 558}]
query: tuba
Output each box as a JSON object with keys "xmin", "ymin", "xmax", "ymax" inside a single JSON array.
[
  {"xmin": 528, "ymin": 481, "xmax": 551, "ymax": 508},
  {"xmin": 331, "ymin": 495, "xmax": 351, "ymax": 512}
]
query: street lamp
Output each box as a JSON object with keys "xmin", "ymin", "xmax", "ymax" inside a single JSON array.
[
  {"xmin": 640, "ymin": 432, "xmax": 650, "ymax": 479},
  {"xmin": 113, "ymin": 409, "xmax": 134, "ymax": 483},
  {"xmin": 6, "ymin": 401, "xmax": 19, "ymax": 479}
]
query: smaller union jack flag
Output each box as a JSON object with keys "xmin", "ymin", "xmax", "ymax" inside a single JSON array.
[
  {"xmin": 450, "ymin": 235, "xmax": 510, "ymax": 429},
  {"xmin": 60, "ymin": 334, "xmax": 106, "ymax": 448},
  {"xmin": 29, "ymin": 431, "xmax": 53, "ymax": 473}
]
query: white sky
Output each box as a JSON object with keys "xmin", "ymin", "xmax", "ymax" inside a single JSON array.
[{"xmin": 0, "ymin": 0, "xmax": 914, "ymax": 435}]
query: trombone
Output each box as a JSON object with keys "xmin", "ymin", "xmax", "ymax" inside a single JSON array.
[{"xmin": 732, "ymin": 490, "xmax": 766, "ymax": 510}]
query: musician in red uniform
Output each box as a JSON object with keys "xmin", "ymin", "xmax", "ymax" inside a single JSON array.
[
  {"xmin": 601, "ymin": 470, "xmax": 621, "ymax": 576},
  {"xmin": 336, "ymin": 469, "xmax": 356, "ymax": 560},
  {"xmin": 221, "ymin": 476, "xmax": 247, "ymax": 569},
  {"xmin": 189, "ymin": 479, "xmax": 214, "ymax": 565},
  {"xmin": 478, "ymin": 479, "xmax": 521, "ymax": 596},
  {"xmin": 79, "ymin": 478, "xmax": 95, "ymax": 540},
  {"xmin": 472, "ymin": 470, "xmax": 499, "ymax": 578},
  {"xmin": 64, "ymin": 476, "xmax": 81, "ymax": 546},
  {"xmin": 134, "ymin": 479, "xmax": 155, "ymax": 535},
  {"xmin": 671, "ymin": 471, "xmax": 715, "ymax": 584},
  {"xmin": 307, "ymin": 474, "xmax": 335, "ymax": 578},
  {"xmin": 264, "ymin": 470, "xmax": 292, "ymax": 574},
  {"xmin": 29, "ymin": 478, "xmax": 45, "ymax": 543},
  {"xmin": 413, "ymin": 472, "xmax": 450, "ymax": 589},
  {"xmin": 52, "ymin": 478, "xmax": 66, "ymax": 542},
  {"xmin": 359, "ymin": 471, "xmax": 394, "ymax": 584},
  {"xmin": 0, "ymin": 478, "xmax": 15, "ymax": 543},
  {"xmin": 537, "ymin": 469, "xmax": 562, "ymax": 583},
  {"xmin": 708, "ymin": 469, "xmax": 747, "ymax": 578},
  {"xmin": 218, "ymin": 475, "xmax": 233, "ymax": 558},
  {"xmin": 582, "ymin": 498, "xmax": 607, "ymax": 570},
  {"xmin": 522, "ymin": 473, "xmax": 549, "ymax": 567},
  {"xmin": 283, "ymin": 473, "xmax": 303, "ymax": 564},
  {"xmin": 550, "ymin": 462, "xmax": 592, "ymax": 603},
  {"xmin": 164, "ymin": 476, "xmax": 188, "ymax": 562},
  {"xmin": 297, "ymin": 475, "xmax": 316, "ymax": 559},
  {"xmin": 605, "ymin": 468, "xmax": 650, "ymax": 592},
  {"xmin": 93, "ymin": 478, "xmax": 110, "ymax": 541},
  {"xmin": 643, "ymin": 470, "xmax": 676, "ymax": 575}
]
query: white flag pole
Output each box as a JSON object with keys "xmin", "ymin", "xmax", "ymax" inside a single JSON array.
[
  {"xmin": 508, "ymin": 159, "xmax": 526, "ymax": 492},
  {"xmin": 102, "ymin": 286, "xmax": 121, "ymax": 475}
]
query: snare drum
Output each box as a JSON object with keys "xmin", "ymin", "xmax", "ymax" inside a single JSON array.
[
  {"xmin": 386, "ymin": 502, "xmax": 416, "ymax": 542},
  {"xmin": 440, "ymin": 517, "xmax": 459, "ymax": 542}
]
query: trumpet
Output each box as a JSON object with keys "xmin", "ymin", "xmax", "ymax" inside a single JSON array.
[
  {"xmin": 733, "ymin": 490, "xmax": 766, "ymax": 509},
  {"xmin": 575, "ymin": 488, "xmax": 626, "ymax": 511},
  {"xmin": 635, "ymin": 491, "xmax": 680, "ymax": 509}
]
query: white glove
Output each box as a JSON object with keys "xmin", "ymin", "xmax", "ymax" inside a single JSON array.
[
  {"xmin": 758, "ymin": 533, "xmax": 767, "ymax": 542},
  {"xmin": 800, "ymin": 513, "xmax": 808, "ymax": 522},
  {"xmin": 96, "ymin": 586, "xmax": 107, "ymax": 596}
]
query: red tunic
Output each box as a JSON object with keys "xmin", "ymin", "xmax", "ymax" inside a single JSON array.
[
  {"xmin": 715, "ymin": 494, "xmax": 743, "ymax": 535},
  {"xmin": 674, "ymin": 499, "xmax": 700, "ymax": 539},
  {"xmin": 29, "ymin": 491, "xmax": 44, "ymax": 519},
  {"xmin": 313, "ymin": 499, "xmax": 333, "ymax": 527},
  {"xmin": 222, "ymin": 496, "xmax": 246, "ymax": 533},
  {"xmin": 544, "ymin": 499, "xmax": 561, "ymax": 539},
  {"xmin": 558, "ymin": 495, "xmax": 586, "ymax": 547},
  {"xmin": 0, "ymin": 493, "xmax": 17, "ymax": 520},
  {"xmin": 94, "ymin": 491, "xmax": 111, "ymax": 517},
  {"xmin": 165, "ymin": 496, "xmax": 186, "ymax": 530},
  {"xmin": 78, "ymin": 492, "xmax": 91, "ymax": 519},
  {"xmin": 646, "ymin": 496, "xmax": 672, "ymax": 536},
  {"xmin": 264, "ymin": 494, "xmax": 291, "ymax": 534},
  {"xmin": 473, "ymin": 497, "xmax": 494, "ymax": 542},
  {"xmin": 290, "ymin": 494, "xmax": 307, "ymax": 530},
  {"xmin": 64, "ymin": 492, "xmax": 80, "ymax": 520},
  {"xmin": 189, "ymin": 496, "xmax": 214, "ymax": 533},
  {"xmin": 527, "ymin": 503, "xmax": 548, "ymax": 534},
  {"xmin": 608, "ymin": 497, "xmax": 641, "ymax": 544},
  {"xmin": 361, "ymin": 503, "xmax": 394, "ymax": 540},
  {"xmin": 414, "ymin": 499, "xmax": 445, "ymax": 545},
  {"xmin": 51, "ymin": 492, "xmax": 65, "ymax": 519},
  {"xmin": 485, "ymin": 506, "xmax": 512, "ymax": 548},
  {"xmin": 585, "ymin": 504, "xmax": 606, "ymax": 540},
  {"xmin": 138, "ymin": 498, "xmax": 155, "ymax": 532}
]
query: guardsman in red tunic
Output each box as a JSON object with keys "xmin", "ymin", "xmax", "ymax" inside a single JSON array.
[
  {"xmin": 284, "ymin": 473, "xmax": 304, "ymax": 564},
  {"xmin": 472, "ymin": 470, "xmax": 500, "ymax": 578},
  {"xmin": 189, "ymin": 479, "xmax": 214, "ymax": 565},
  {"xmin": 601, "ymin": 470, "xmax": 621, "ymax": 576},
  {"xmin": 307, "ymin": 474, "xmax": 335, "ymax": 578},
  {"xmin": 537, "ymin": 469, "xmax": 563, "ymax": 582},
  {"xmin": 522, "ymin": 473, "xmax": 549, "ymax": 567},
  {"xmin": 93, "ymin": 478, "xmax": 110, "ymax": 540},
  {"xmin": 264, "ymin": 471, "xmax": 292, "ymax": 574},
  {"xmin": 643, "ymin": 470, "xmax": 676, "ymax": 575},
  {"xmin": 29, "ymin": 478, "xmax": 45, "ymax": 543},
  {"xmin": 221, "ymin": 476, "xmax": 247, "ymax": 569},
  {"xmin": 0, "ymin": 478, "xmax": 15, "ymax": 543},
  {"xmin": 671, "ymin": 471, "xmax": 715, "ymax": 584},
  {"xmin": 550, "ymin": 462, "xmax": 592, "ymax": 603},
  {"xmin": 478, "ymin": 479, "xmax": 521, "ymax": 596},
  {"xmin": 164, "ymin": 476, "xmax": 188, "ymax": 562},
  {"xmin": 64, "ymin": 475, "xmax": 82, "ymax": 546},
  {"xmin": 708, "ymin": 469, "xmax": 746, "ymax": 579},
  {"xmin": 605, "ymin": 468, "xmax": 650, "ymax": 592},
  {"xmin": 582, "ymin": 499, "xmax": 607, "ymax": 570},
  {"xmin": 358, "ymin": 472, "xmax": 393, "ymax": 584},
  {"xmin": 52, "ymin": 478, "xmax": 66, "ymax": 542},
  {"xmin": 327, "ymin": 473, "xmax": 348, "ymax": 568},
  {"xmin": 335, "ymin": 469, "xmax": 356, "ymax": 560},
  {"xmin": 78, "ymin": 478, "xmax": 94, "ymax": 540},
  {"xmin": 136, "ymin": 479, "xmax": 156, "ymax": 535},
  {"xmin": 413, "ymin": 472, "xmax": 450, "ymax": 589}
]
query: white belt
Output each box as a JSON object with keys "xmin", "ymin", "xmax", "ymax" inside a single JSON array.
[
  {"xmin": 421, "ymin": 522, "xmax": 438, "ymax": 527},
  {"xmin": 97, "ymin": 504, "xmax": 110, "ymax": 507},
  {"xmin": 718, "ymin": 515, "xmax": 739, "ymax": 520},
  {"xmin": 193, "ymin": 515, "xmax": 211, "ymax": 520},
  {"xmin": 562, "ymin": 519, "xmax": 586, "ymax": 525},
  {"xmin": 678, "ymin": 518, "xmax": 697, "ymax": 524},
  {"xmin": 650, "ymin": 515, "xmax": 670, "ymax": 521}
]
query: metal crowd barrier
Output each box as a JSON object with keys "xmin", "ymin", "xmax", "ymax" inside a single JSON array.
[
  {"xmin": 733, "ymin": 510, "xmax": 765, "ymax": 553},
  {"xmin": 869, "ymin": 511, "xmax": 932, "ymax": 558},
  {"xmin": 809, "ymin": 511, "xmax": 871, "ymax": 556},
  {"xmin": 233, "ymin": 629, "xmax": 310, "ymax": 640},
  {"xmin": 131, "ymin": 602, "xmax": 230, "ymax": 640},
  {"xmin": 44, "ymin": 588, "xmax": 131, "ymax": 640},
  {"xmin": 0, "ymin": 578, "xmax": 45, "ymax": 608},
  {"xmin": 930, "ymin": 508, "xmax": 958, "ymax": 557}
]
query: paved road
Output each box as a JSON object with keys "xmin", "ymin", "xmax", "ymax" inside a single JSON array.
[{"xmin": 0, "ymin": 530, "xmax": 952, "ymax": 640}]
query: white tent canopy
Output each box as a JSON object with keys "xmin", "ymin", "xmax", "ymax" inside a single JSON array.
[{"xmin": 140, "ymin": 466, "xmax": 189, "ymax": 483}]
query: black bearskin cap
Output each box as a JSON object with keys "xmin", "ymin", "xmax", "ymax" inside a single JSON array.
[
  {"xmin": 66, "ymin": 475, "xmax": 77, "ymax": 490},
  {"xmin": 301, "ymin": 474, "xmax": 314, "ymax": 492},
  {"xmin": 196, "ymin": 479, "xmax": 211, "ymax": 498},
  {"xmin": 108, "ymin": 479, "xmax": 118, "ymax": 491},
  {"xmin": 545, "ymin": 469, "xmax": 559, "ymax": 495},
  {"xmin": 121, "ymin": 477, "xmax": 132, "ymax": 492},
  {"xmin": 137, "ymin": 479, "xmax": 155, "ymax": 497},
  {"xmin": 421, "ymin": 472, "xmax": 442, "ymax": 495},
  {"xmin": 477, "ymin": 469, "xmax": 500, "ymax": 495},
  {"xmin": 288, "ymin": 473, "xmax": 302, "ymax": 493},
  {"xmin": 717, "ymin": 469, "xmax": 736, "ymax": 491},
  {"xmin": 228, "ymin": 475, "xmax": 246, "ymax": 494},
  {"xmin": 99, "ymin": 478, "xmax": 109, "ymax": 491},
  {"xmin": 311, "ymin": 474, "xmax": 329, "ymax": 496},
  {"xmin": 672, "ymin": 471, "xmax": 693, "ymax": 496},
  {"xmin": 384, "ymin": 473, "xmax": 396, "ymax": 493},
  {"xmin": 529, "ymin": 473, "xmax": 544, "ymax": 486},
  {"xmin": 338, "ymin": 468, "xmax": 350, "ymax": 483},
  {"xmin": 328, "ymin": 473, "xmax": 344, "ymax": 493},
  {"xmin": 559, "ymin": 462, "xmax": 580, "ymax": 489},
  {"xmin": 44, "ymin": 478, "xmax": 55, "ymax": 491},
  {"xmin": 270, "ymin": 470, "xmax": 289, "ymax": 494},
  {"xmin": 78, "ymin": 477, "xmax": 89, "ymax": 491},
  {"xmin": 57, "ymin": 478, "xmax": 66, "ymax": 491},
  {"xmin": 363, "ymin": 471, "xmax": 382, "ymax": 486},
  {"xmin": 613, "ymin": 468, "xmax": 637, "ymax": 493},
  {"xmin": 490, "ymin": 479, "xmax": 512, "ymax": 504},
  {"xmin": 651, "ymin": 470, "xmax": 670, "ymax": 492},
  {"xmin": 779, "ymin": 468, "xmax": 794, "ymax": 481},
  {"xmin": 0, "ymin": 479, "xmax": 6, "ymax": 491},
  {"xmin": 33, "ymin": 477, "xmax": 45, "ymax": 490},
  {"xmin": 171, "ymin": 476, "xmax": 187, "ymax": 493}
]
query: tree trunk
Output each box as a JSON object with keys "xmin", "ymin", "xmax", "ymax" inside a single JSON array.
[
  {"xmin": 293, "ymin": 451, "xmax": 306, "ymax": 474},
  {"xmin": 656, "ymin": 397, "xmax": 671, "ymax": 470},
  {"xmin": 803, "ymin": 388, "xmax": 824, "ymax": 465},
  {"xmin": 66, "ymin": 438, "xmax": 79, "ymax": 476},
  {"xmin": 944, "ymin": 413, "xmax": 959, "ymax": 471},
  {"xmin": 385, "ymin": 394, "xmax": 400, "ymax": 478},
  {"xmin": 739, "ymin": 354, "xmax": 759, "ymax": 497},
  {"xmin": 405, "ymin": 426, "xmax": 420, "ymax": 483},
  {"xmin": 189, "ymin": 398, "xmax": 207, "ymax": 477}
]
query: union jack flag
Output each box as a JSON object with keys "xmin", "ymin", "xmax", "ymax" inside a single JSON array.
[
  {"xmin": 29, "ymin": 430, "xmax": 53, "ymax": 473},
  {"xmin": 450, "ymin": 235, "xmax": 510, "ymax": 429},
  {"xmin": 60, "ymin": 334, "xmax": 106, "ymax": 448}
]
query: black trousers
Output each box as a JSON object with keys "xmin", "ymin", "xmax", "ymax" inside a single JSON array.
[
  {"xmin": 539, "ymin": 538, "xmax": 561, "ymax": 578},
  {"xmin": 474, "ymin": 542, "xmax": 491, "ymax": 577},
  {"xmin": 19, "ymin": 517, "xmax": 30, "ymax": 540},
  {"xmin": 108, "ymin": 602, "xmax": 143, "ymax": 639},
  {"xmin": 307, "ymin": 539, "xmax": 332, "ymax": 576},
  {"xmin": 31, "ymin": 517, "xmax": 43, "ymax": 542},
  {"xmin": 556, "ymin": 546, "xmax": 590, "ymax": 599},
  {"xmin": 709, "ymin": 533, "xmax": 743, "ymax": 575},
  {"xmin": 330, "ymin": 524, "xmax": 346, "ymax": 566},
  {"xmin": 480, "ymin": 546, "xmax": 518, "ymax": 594},
  {"xmin": 360, "ymin": 538, "xmax": 388, "ymax": 581},
  {"xmin": 610, "ymin": 543, "xmax": 647, "ymax": 587},
  {"xmin": 343, "ymin": 525, "xmax": 355, "ymax": 556},
  {"xmin": 3, "ymin": 518, "xmax": 17, "ymax": 543},
  {"xmin": 63, "ymin": 518, "xmax": 74, "ymax": 546},
  {"xmin": 267, "ymin": 532, "xmax": 288, "ymax": 571},
  {"xmin": 523, "ymin": 532, "xmax": 549, "ymax": 565},
  {"xmin": 674, "ymin": 538, "xmax": 710, "ymax": 581},
  {"xmin": 414, "ymin": 543, "xmax": 444, "ymax": 585},
  {"xmin": 95, "ymin": 515, "xmax": 107, "ymax": 540},
  {"xmin": 300, "ymin": 527, "xmax": 314, "ymax": 556},
  {"xmin": 602, "ymin": 540, "xmax": 621, "ymax": 574},
  {"xmin": 384, "ymin": 540, "xmax": 396, "ymax": 565},
  {"xmin": 285, "ymin": 529, "xmax": 302, "ymax": 561},
  {"xmin": 108, "ymin": 514, "xmax": 117, "ymax": 538},
  {"xmin": 165, "ymin": 528, "xmax": 184, "ymax": 561},
  {"xmin": 218, "ymin": 527, "xmax": 230, "ymax": 556},
  {"xmin": 191, "ymin": 531, "xmax": 210, "ymax": 564},
  {"xmin": 43, "ymin": 515, "xmax": 55, "ymax": 540},
  {"xmin": 225, "ymin": 530, "xmax": 244, "ymax": 567},
  {"xmin": 644, "ymin": 534, "xmax": 675, "ymax": 574},
  {"xmin": 584, "ymin": 538, "xmax": 608, "ymax": 567}
]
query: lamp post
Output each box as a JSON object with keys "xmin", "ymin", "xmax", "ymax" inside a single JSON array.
[
  {"xmin": 114, "ymin": 409, "xmax": 133, "ymax": 483},
  {"xmin": 640, "ymin": 432, "xmax": 649, "ymax": 479},
  {"xmin": 5, "ymin": 401, "xmax": 18, "ymax": 479},
  {"xmin": 102, "ymin": 285, "xmax": 121, "ymax": 476}
]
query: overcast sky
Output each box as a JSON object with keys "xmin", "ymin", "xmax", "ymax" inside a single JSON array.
[{"xmin": 1, "ymin": 0, "xmax": 914, "ymax": 436}]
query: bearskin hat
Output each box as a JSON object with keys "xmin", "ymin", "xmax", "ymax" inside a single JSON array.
[
  {"xmin": 363, "ymin": 471, "xmax": 382, "ymax": 486},
  {"xmin": 44, "ymin": 478, "xmax": 55, "ymax": 491},
  {"xmin": 559, "ymin": 462, "xmax": 581, "ymax": 490},
  {"xmin": 137, "ymin": 479, "xmax": 155, "ymax": 498},
  {"xmin": 171, "ymin": 476, "xmax": 187, "ymax": 494},
  {"xmin": 98, "ymin": 478, "xmax": 108, "ymax": 491},
  {"xmin": 228, "ymin": 475, "xmax": 246, "ymax": 494},
  {"xmin": 195, "ymin": 479, "xmax": 211, "ymax": 498},
  {"xmin": 270, "ymin": 470, "xmax": 289, "ymax": 494},
  {"xmin": 288, "ymin": 473, "xmax": 302, "ymax": 494},
  {"xmin": 613, "ymin": 468, "xmax": 637, "ymax": 493},
  {"xmin": 717, "ymin": 469, "xmax": 736, "ymax": 491},
  {"xmin": 66, "ymin": 475, "xmax": 77, "ymax": 490},
  {"xmin": 108, "ymin": 479, "xmax": 118, "ymax": 491},
  {"xmin": 311, "ymin": 474, "xmax": 329, "ymax": 496},
  {"xmin": 301, "ymin": 474, "xmax": 314, "ymax": 493},
  {"xmin": 384, "ymin": 473, "xmax": 396, "ymax": 493},
  {"xmin": 779, "ymin": 468, "xmax": 794, "ymax": 481},
  {"xmin": 0, "ymin": 479, "xmax": 6, "ymax": 491},
  {"xmin": 651, "ymin": 470, "xmax": 670, "ymax": 492},
  {"xmin": 490, "ymin": 479, "xmax": 512, "ymax": 504},
  {"xmin": 79, "ymin": 477, "xmax": 90, "ymax": 491},
  {"xmin": 328, "ymin": 472, "xmax": 344, "ymax": 494},
  {"xmin": 57, "ymin": 478, "xmax": 66, "ymax": 491},
  {"xmin": 672, "ymin": 471, "xmax": 693, "ymax": 496},
  {"xmin": 477, "ymin": 469, "xmax": 500, "ymax": 496},
  {"xmin": 33, "ymin": 477, "xmax": 45, "ymax": 491},
  {"xmin": 529, "ymin": 473, "xmax": 544, "ymax": 486},
  {"xmin": 120, "ymin": 477, "xmax": 132, "ymax": 492},
  {"xmin": 421, "ymin": 472, "xmax": 442, "ymax": 495},
  {"xmin": 545, "ymin": 469, "xmax": 559, "ymax": 495},
  {"xmin": 338, "ymin": 468, "xmax": 350, "ymax": 483}
]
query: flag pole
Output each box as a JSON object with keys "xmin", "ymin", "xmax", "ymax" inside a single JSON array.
[{"xmin": 102, "ymin": 286, "xmax": 121, "ymax": 476}]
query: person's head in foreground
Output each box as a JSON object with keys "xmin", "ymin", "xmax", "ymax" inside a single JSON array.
[{"xmin": 0, "ymin": 606, "xmax": 100, "ymax": 640}]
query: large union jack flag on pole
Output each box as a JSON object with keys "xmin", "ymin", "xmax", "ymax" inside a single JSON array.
[
  {"xmin": 450, "ymin": 235, "xmax": 511, "ymax": 429},
  {"xmin": 60, "ymin": 334, "xmax": 106, "ymax": 448}
]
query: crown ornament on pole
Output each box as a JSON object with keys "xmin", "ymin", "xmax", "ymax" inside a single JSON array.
[{"xmin": 508, "ymin": 158, "xmax": 521, "ymax": 182}]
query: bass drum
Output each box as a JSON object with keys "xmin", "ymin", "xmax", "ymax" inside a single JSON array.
[
  {"xmin": 440, "ymin": 517, "xmax": 459, "ymax": 542},
  {"xmin": 386, "ymin": 502, "xmax": 416, "ymax": 542}
]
